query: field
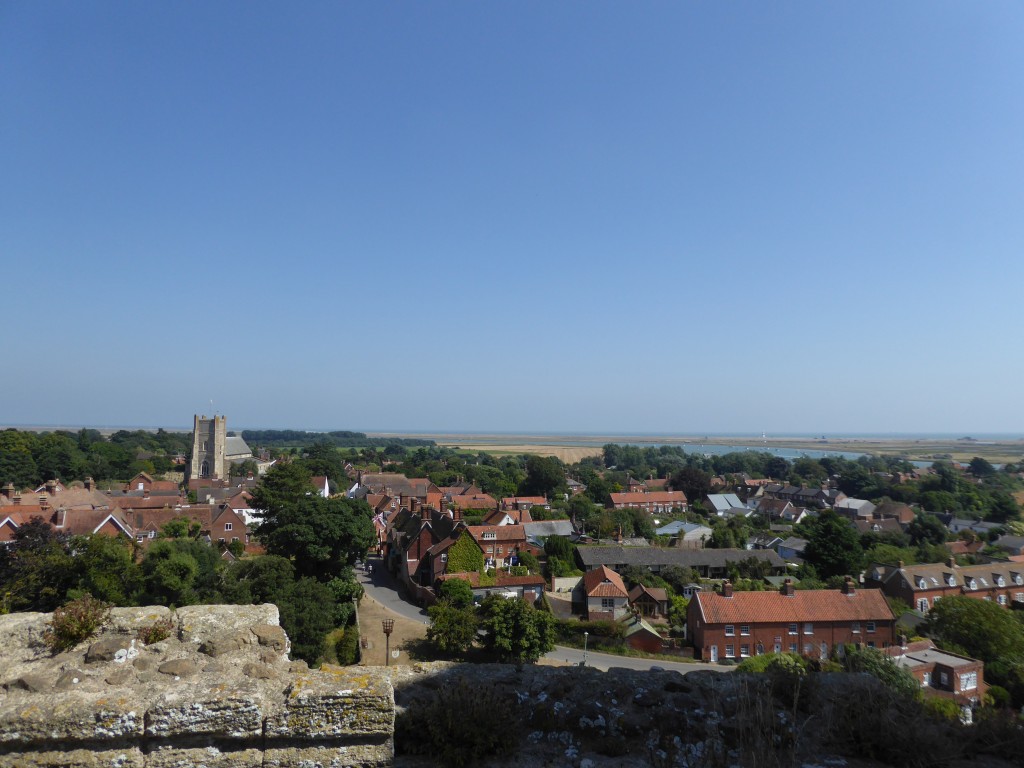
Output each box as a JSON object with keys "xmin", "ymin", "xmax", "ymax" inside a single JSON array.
[{"xmin": 373, "ymin": 432, "xmax": 1024, "ymax": 464}]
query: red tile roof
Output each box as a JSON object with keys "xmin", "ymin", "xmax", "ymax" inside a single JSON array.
[
  {"xmin": 694, "ymin": 588, "xmax": 893, "ymax": 625},
  {"xmin": 583, "ymin": 565, "xmax": 629, "ymax": 599}
]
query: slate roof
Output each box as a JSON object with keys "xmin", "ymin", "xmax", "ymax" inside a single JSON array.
[
  {"xmin": 610, "ymin": 491, "xmax": 688, "ymax": 505},
  {"xmin": 694, "ymin": 588, "xmax": 894, "ymax": 625},
  {"xmin": 884, "ymin": 562, "xmax": 1024, "ymax": 592},
  {"xmin": 523, "ymin": 520, "xmax": 575, "ymax": 538},
  {"xmin": 705, "ymin": 494, "xmax": 744, "ymax": 512},
  {"xmin": 576, "ymin": 546, "xmax": 783, "ymax": 570},
  {"xmin": 224, "ymin": 435, "xmax": 251, "ymax": 458}
]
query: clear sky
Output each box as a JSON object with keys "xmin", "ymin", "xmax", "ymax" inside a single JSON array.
[{"xmin": 2, "ymin": 2, "xmax": 1022, "ymax": 435}]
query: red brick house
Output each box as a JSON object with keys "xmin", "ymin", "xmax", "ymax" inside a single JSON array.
[
  {"xmin": 884, "ymin": 639, "xmax": 986, "ymax": 706},
  {"xmin": 467, "ymin": 525, "xmax": 527, "ymax": 569},
  {"xmin": 609, "ymin": 491, "xmax": 687, "ymax": 514},
  {"xmin": 868, "ymin": 558, "xmax": 1024, "ymax": 613},
  {"xmin": 688, "ymin": 578, "xmax": 896, "ymax": 663}
]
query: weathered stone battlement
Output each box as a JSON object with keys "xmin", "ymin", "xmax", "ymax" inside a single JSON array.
[{"xmin": 0, "ymin": 605, "xmax": 393, "ymax": 767}]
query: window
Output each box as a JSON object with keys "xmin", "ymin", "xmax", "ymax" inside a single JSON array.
[
  {"xmin": 867, "ymin": 641, "xmax": 876, "ymax": 648},
  {"xmin": 725, "ymin": 625, "xmax": 735, "ymax": 636},
  {"xmin": 482, "ymin": 532, "xmax": 496, "ymax": 540},
  {"xmin": 601, "ymin": 598, "xmax": 614, "ymax": 609},
  {"xmin": 947, "ymin": 575, "xmax": 956, "ymax": 587},
  {"xmin": 917, "ymin": 598, "xmax": 929, "ymax": 612},
  {"xmin": 136, "ymin": 535, "xmax": 145, "ymax": 543},
  {"xmin": 960, "ymin": 671, "xmax": 978, "ymax": 691},
  {"xmin": 740, "ymin": 625, "xmax": 750, "ymax": 636},
  {"xmin": 740, "ymin": 644, "xmax": 750, "ymax": 657},
  {"xmin": 803, "ymin": 643, "xmax": 813, "ymax": 655},
  {"xmin": 148, "ymin": 531, "xmax": 156, "ymax": 539},
  {"xmin": 803, "ymin": 623, "xmax": 813, "ymax": 635},
  {"xmin": 788, "ymin": 623, "xmax": 798, "ymax": 635},
  {"xmin": 789, "ymin": 643, "xmax": 797, "ymax": 653},
  {"xmin": 440, "ymin": 553, "xmax": 447, "ymax": 562},
  {"xmin": 1016, "ymin": 592, "xmax": 1024, "ymax": 603},
  {"xmin": 866, "ymin": 622, "xmax": 876, "ymax": 633},
  {"xmin": 998, "ymin": 595, "xmax": 1008, "ymax": 605},
  {"xmin": 997, "ymin": 576, "xmax": 1006, "ymax": 587},
  {"xmin": 231, "ymin": 536, "xmax": 239, "ymax": 542},
  {"xmin": 851, "ymin": 622, "xmax": 861, "ymax": 634},
  {"xmin": 224, "ymin": 523, "xmax": 233, "ymax": 531},
  {"xmin": 725, "ymin": 644, "xmax": 735, "ymax": 658},
  {"xmin": 922, "ymin": 672, "xmax": 931, "ymax": 688},
  {"xmin": 218, "ymin": 537, "xmax": 225, "ymax": 543},
  {"xmin": 940, "ymin": 671, "xmax": 949, "ymax": 686}
]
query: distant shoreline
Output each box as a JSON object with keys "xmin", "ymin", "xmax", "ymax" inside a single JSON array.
[{"xmin": 3, "ymin": 424, "xmax": 1022, "ymax": 462}]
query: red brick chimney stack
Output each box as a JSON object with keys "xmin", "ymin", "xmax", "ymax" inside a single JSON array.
[{"xmin": 781, "ymin": 578, "xmax": 795, "ymax": 596}]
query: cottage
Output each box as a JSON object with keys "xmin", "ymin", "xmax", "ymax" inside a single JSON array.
[
  {"xmin": 688, "ymin": 578, "xmax": 896, "ymax": 662},
  {"xmin": 884, "ymin": 639, "xmax": 986, "ymax": 706},
  {"xmin": 579, "ymin": 565, "xmax": 630, "ymax": 621}
]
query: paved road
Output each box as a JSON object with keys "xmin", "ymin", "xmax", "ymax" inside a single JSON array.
[
  {"xmin": 357, "ymin": 557, "xmax": 430, "ymax": 625},
  {"xmin": 357, "ymin": 556, "xmax": 727, "ymax": 674}
]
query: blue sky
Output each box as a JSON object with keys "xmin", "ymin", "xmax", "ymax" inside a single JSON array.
[{"xmin": 2, "ymin": 2, "xmax": 1022, "ymax": 435}]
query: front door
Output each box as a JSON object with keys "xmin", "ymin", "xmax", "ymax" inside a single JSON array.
[{"xmin": 710, "ymin": 645, "xmax": 718, "ymax": 663}]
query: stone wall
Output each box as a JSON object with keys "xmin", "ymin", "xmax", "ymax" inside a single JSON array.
[{"xmin": 0, "ymin": 605, "xmax": 393, "ymax": 767}]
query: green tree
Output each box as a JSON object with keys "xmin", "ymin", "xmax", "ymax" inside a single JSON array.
[
  {"xmin": 519, "ymin": 455, "xmax": 565, "ymax": 498},
  {"xmin": 437, "ymin": 577, "xmax": 475, "ymax": 609},
  {"xmin": 801, "ymin": 510, "xmax": 863, "ymax": 580},
  {"xmin": 140, "ymin": 539, "xmax": 221, "ymax": 606},
  {"xmin": 160, "ymin": 517, "xmax": 203, "ymax": 540},
  {"xmin": 255, "ymin": 494, "xmax": 375, "ymax": 581},
  {"xmin": 426, "ymin": 603, "xmax": 479, "ymax": 655},
  {"xmin": 670, "ymin": 467, "xmax": 711, "ymax": 505},
  {"xmin": 968, "ymin": 457, "xmax": 996, "ymax": 477},
  {"xmin": 0, "ymin": 518, "xmax": 77, "ymax": 611},
  {"xmin": 277, "ymin": 576, "xmax": 343, "ymax": 665},
  {"xmin": 479, "ymin": 595, "xmax": 556, "ymax": 663},
  {"xmin": 71, "ymin": 535, "xmax": 141, "ymax": 605},
  {"xmin": 221, "ymin": 555, "xmax": 296, "ymax": 605},
  {"xmin": 906, "ymin": 513, "xmax": 948, "ymax": 546}
]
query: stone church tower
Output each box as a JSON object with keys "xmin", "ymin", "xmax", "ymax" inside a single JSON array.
[{"xmin": 190, "ymin": 414, "xmax": 226, "ymax": 480}]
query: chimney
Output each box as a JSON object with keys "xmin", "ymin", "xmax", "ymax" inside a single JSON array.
[
  {"xmin": 947, "ymin": 556, "xmax": 957, "ymax": 569},
  {"xmin": 2, "ymin": 482, "xmax": 13, "ymax": 499},
  {"xmin": 12, "ymin": 492, "xmax": 21, "ymax": 506},
  {"xmin": 84, "ymin": 477, "xmax": 94, "ymax": 491},
  {"xmin": 897, "ymin": 560, "xmax": 904, "ymax": 569},
  {"xmin": 722, "ymin": 580, "xmax": 734, "ymax": 598},
  {"xmin": 45, "ymin": 479, "xmax": 57, "ymax": 495},
  {"xmin": 841, "ymin": 576, "xmax": 856, "ymax": 595},
  {"xmin": 39, "ymin": 493, "xmax": 49, "ymax": 511},
  {"xmin": 781, "ymin": 578, "xmax": 795, "ymax": 597}
]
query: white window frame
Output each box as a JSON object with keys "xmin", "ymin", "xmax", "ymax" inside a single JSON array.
[
  {"xmin": 725, "ymin": 644, "xmax": 735, "ymax": 658},
  {"xmin": 725, "ymin": 624, "xmax": 735, "ymax": 636},
  {"xmin": 740, "ymin": 624, "xmax": 750, "ymax": 636},
  {"xmin": 803, "ymin": 623, "xmax": 813, "ymax": 635},
  {"xmin": 960, "ymin": 671, "xmax": 978, "ymax": 691},
  {"xmin": 866, "ymin": 621, "xmax": 876, "ymax": 633},
  {"xmin": 225, "ymin": 522, "xmax": 233, "ymax": 531}
]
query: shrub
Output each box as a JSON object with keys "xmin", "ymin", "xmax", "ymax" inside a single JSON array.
[
  {"xmin": 43, "ymin": 594, "xmax": 112, "ymax": 653},
  {"xmin": 735, "ymin": 652, "xmax": 807, "ymax": 675},
  {"xmin": 335, "ymin": 622, "xmax": 360, "ymax": 665},
  {"xmin": 922, "ymin": 696, "xmax": 961, "ymax": 721},
  {"xmin": 137, "ymin": 616, "xmax": 175, "ymax": 645}
]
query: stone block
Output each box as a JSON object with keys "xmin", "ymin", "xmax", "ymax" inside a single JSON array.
[
  {"xmin": 262, "ymin": 742, "xmax": 394, "ymax": 768},
  {"xmin": 0, "ymin": 748, "xmax": 145, "ymax": 767},
  {"xmin": 144, "ymin": 745, "xmax": 263, "ymax": 767},
  {"xmin": 0, "ymin": 692, "xmax": 144, "ymax": 744},
  {"xmin": 146, "ymin": 693, "xmax": 263, "ymax": 738},
  {"xmin": 175, "ymin": 605, "xmax": 279, "ymax": 645},
  {"xmin": 107, "ymin": 607, "xmax": 173, "ymax": 636},
  {"xmin": 266, "ymin": 666, "xmax": 393, "ymax": 740}
]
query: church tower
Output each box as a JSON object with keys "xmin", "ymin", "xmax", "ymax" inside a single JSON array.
[{"xmin": 190, "ymin": 414, "xmax": 227, "ymax": 480}]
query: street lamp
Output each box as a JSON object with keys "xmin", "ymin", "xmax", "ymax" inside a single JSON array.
[
  {"xmin": 382, "ymin": 619, "xmax": 395, "ymax": 667},
  {"xmin": 583, "ymin": 631, "xmax": 589, "ymax": 667}
]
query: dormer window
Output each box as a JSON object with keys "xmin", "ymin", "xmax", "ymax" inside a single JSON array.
[
  {"xmin": 1015, "ymin": 574, "xmax": 1023, "ymax": 586},
  {"xmin": 482, "ymin": 532, "xmax": 496, "ymax": 540},
  {"xmin": 996, "ymin": 576, "xmax": 1006, "ymax": 587},
  {"xmin": 917, "ymin": 578, "xmax": 926, "ymax": 589},
  {"xmin": 967, "ymin": 579, "xmax": 977, "ymax": 590},
  {"xmin": 946, "ymin": 575, "xmax": 956, "ymax": 587}
]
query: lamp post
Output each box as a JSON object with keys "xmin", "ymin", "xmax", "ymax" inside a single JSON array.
[
  {"xmin": 382, "ymin": 619, "xmax": 394, "ymax": 667},
  {"xmin": 583, "ymin": 631, "xmax": 589, "ymax": 667}
]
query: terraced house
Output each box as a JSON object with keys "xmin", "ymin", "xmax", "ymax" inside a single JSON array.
[
  {"xmin": 688, "ymin": 578, "xmax": 895, "ymax": 663},
  {"xmin": 868, "ymin": 558, "xmax": 1024, "ymax": 613}
]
